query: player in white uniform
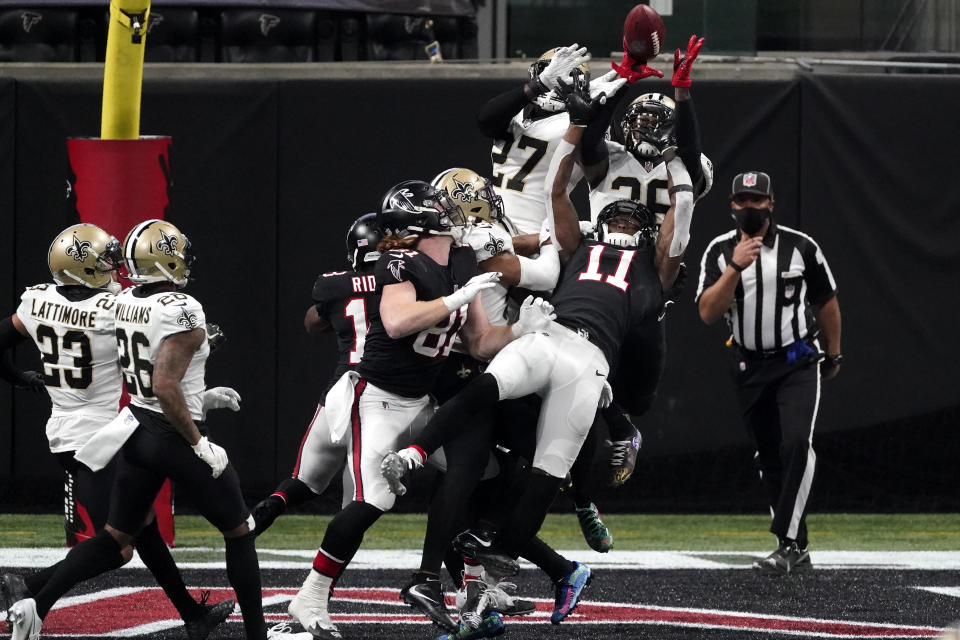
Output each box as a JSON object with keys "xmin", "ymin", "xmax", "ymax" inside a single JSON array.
[
  {"xmin": 1, "ymin": 223, "xmax": 237, "ymax": 640},
  {"xmin": 5, "ymin": 220, "xmax": 309, "ymax": 640}
]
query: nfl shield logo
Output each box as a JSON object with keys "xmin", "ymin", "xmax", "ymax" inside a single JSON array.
[{"xmin": 743, "ymin": 173, "xmax": 757, "ymax": 187}]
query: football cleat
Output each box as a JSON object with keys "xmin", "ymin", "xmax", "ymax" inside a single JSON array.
[
  {"xmin": 452, "ymin": 529, "xmax": 519, "ymax": 578},
  {"xmin": 401, "ymin": 573, "xmax": 457, "ymax": 632},
  {"xmin": 552, "ymin": 562, "xmax": 592, "ymax": 624},
  {"xmin": 753, "ymin": 541, "xmax": 812, "ymax": 575},
  {"xmin": 184, "ymin": 593, "xmax": 236, "ymax": 640},
  {"xmin": 1, "ymin": 573, "xmax": 30, "ymax": 615},
  {"xmin": 7, "ymin": 598, "xmax": 41, "ymax": 640},
  {"xmin": 288, "ymin": 571, "xmax": 341, "ymax": 639},
  {"xmin": 267, "ymin": 623, "xmax": 318, "ymax": 640},
  {"xmin": 576, "ymin": 503, "xmax": 614, "ymax": 553},
  {"xmin": 436, "ymin": 612, "xmax": 505, "ymax": 640},
  {"xmin": 480, "ymin": 579, "xmax": 535, "ymax": 617},
  {"xmin": 607, "ymin": 421, "xmax": 641, "ymax": 487},
  {"xmin": 457, "ymin": 579, "xmax": 487, "ymax": 630}
]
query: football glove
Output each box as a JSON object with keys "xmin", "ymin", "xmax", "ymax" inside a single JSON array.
[
  {"xmin": 589, "ymin": 69, "xmax": 628, "ymax": 103},
  {"xmin": 512, "ymin": 295, "xmax": 555, "ymax": 337},
  {"xmin": 560, "ymin": 69, "xmax": 606, "ymax": 127},
  {"xmin": 672, "ymin": 35, "xmax": 705, "ymax": 88},
  {"xmin": 611, "ymin": 38, "xmax": 664, "ymax": 83},
  {"xmin": 530, "ymin": 43, "xmax": 591, "ymax": 95},
  {"xmin": 192, "ymin": 436, "xmax": 229, "ymax": 478},
  {"xmin": 15, "ymin": 370, "xmax": 47, "ymax": 395},
  {"xmin": 205, "ymin": 322, "xmax": 226, "ymax": 352},
  {"xmin": 443, "ymin": 272, "xmax": 501, "ymax": 311},
  {"xmin": 380, "ymin": 447, "xmax": 426, "ymax": 496},
  {"xmin": 599, "ymin": 380, "xmax": 614, "ymax": 409},
  {"xmin": 202, "ymin": 386, "xmax": 242, "ymax": 418}
]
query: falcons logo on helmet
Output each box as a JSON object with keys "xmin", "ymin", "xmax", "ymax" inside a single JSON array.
[
  {"xmin": 66, "ymin": 235, "xmax": 92, "ymax": 262},
  {"xmin": 156, "ymin": 230, "xmax": 179, "ymax": 256}
]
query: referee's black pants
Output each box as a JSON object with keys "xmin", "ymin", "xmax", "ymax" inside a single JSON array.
[{"xmin": 734, "ymin": 354, "xmax": 819, "ymax": 549}]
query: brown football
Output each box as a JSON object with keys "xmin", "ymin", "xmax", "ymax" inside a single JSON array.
[{"xmin": 623, "ymin": 4, "xmax": 666, "ymax": 63}]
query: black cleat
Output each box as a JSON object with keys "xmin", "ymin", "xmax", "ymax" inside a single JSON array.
[
  {"xmin": 251, "ymin": 495, "xmax": 286, "ymax": 536},
  {"xmin": 1, "ymin": 573, "xmax": 30, "ymax": 614},
  {"xmin": 452, "ymin": 530, "xmax": 519, "ymax": 578},
  {"xmin": 184, "ymin": 592, "xmax": 236, "ymax": 640},
  {"xmin": 401, "ymin": 573, "xmax": 457, "ymax": 632}
]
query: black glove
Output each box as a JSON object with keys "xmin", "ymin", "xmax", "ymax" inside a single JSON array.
[
  {"xmin": 16, "ymin": 370, "xmax": 47, "ymax": 394},
  {"xmin": 205, "ymin": 322, "xmax": 226, "ymax": 352},
  {"xmin": 560, "ymin": 69, "xmax": 605, "ymax": 127},
  {"xmin": 820, "ymin": 354, "xmax": 842, "ymax": 381}
]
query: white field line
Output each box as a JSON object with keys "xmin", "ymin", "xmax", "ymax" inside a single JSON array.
[{"xmin": 3, "ymin": 548, "xmax": 960, "ymax": 570}]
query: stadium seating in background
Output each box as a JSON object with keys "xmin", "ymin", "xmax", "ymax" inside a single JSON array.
[
  {"xmin": 365, "ymin": 13, "xmax": 472, "ymax": 61},
  {"xmin": 142, "ymin": 8, "xmax": 201, "ymax": 63},
  {"xmin": 0, "ymin": 7, "xmax": 78, "ymax": 62},
  {"xmin": 220, "ymin": 9, "xmax": 318, "ymax": 63}
]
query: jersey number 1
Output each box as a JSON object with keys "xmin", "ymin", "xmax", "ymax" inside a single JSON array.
[
  {"xmin": 577, "ymin": 245, "xmax": 636, "ymax": 291},
  {"xmin": 343, "ymin": 298, "xmax": 369, "ymax": 365}
]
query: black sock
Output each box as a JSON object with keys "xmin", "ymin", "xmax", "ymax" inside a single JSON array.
[
  {"xmin": 23, "ymin": 562, "xmax": 61, "ymax": 596},
  {"xmin": 224, "ymin": 533, "xmax": 266, "ymax": 640},
  {"xmin": 521, "ymin": 537, "xmax": 576, "ymax": 582},
  {"xmin": 273, "ymin": 477, "xmax": 316, "ymax": 509},
  {"xmin": 320, "ymin": 501, "xmax": 383, "ymax": 562},
  {"xmin": 570, "ymin": 424, "xmax": 599, "ymax": 509},
  {"xmin": 137, "ymin": 519, "xmax": 201, "ymax": 621},
  {"xmin": 34, "ymin": 530, "xmax": 126, "ymax": 618},
  {"xmin": 602, "ymin": 401, "xmax": 636, "ymax": 442},
  {"xmin": 501, "ymin": 472, "xmax": 563, "ymax": 558}
]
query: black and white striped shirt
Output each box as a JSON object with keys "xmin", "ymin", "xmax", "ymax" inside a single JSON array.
[{"xmin": 695, "ymin": 222, "xmax": 837, "ymax": 353}]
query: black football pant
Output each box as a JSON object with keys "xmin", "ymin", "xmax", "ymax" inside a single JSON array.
[{"xmin": 734, "ymin": 355, "xmax": 819, "ymax": 549}]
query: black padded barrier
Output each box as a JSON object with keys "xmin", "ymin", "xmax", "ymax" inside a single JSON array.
[{"xmin": 2, "ymin": 73, "xmax": 958, "ymax": 512}]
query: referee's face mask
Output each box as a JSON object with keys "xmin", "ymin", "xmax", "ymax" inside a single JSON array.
[{"xmin": 731, "ymin": 195, "xmax": 773, "ymax": 236}]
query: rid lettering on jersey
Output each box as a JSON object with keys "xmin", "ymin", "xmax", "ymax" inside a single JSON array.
[
  {"xmin": 357, "ymin": 246, "xmax": 478, "ymax": 398},
  {"xmin": 312, "ymin": 269, "xmax": 383, "ymax": 400},
  {"xmin": 551, "ymin": 240, "xmax": 662, "ymax": 370}
]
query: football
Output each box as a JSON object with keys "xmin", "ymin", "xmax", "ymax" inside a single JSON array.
[{"xmin": 623, "ymin": 4, "xmax": 666, "ymax": 63}]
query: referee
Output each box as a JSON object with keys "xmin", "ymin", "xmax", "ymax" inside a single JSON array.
[{"xmin": 695, "ymin": 170, "xmax": 842, "ymax": 575}]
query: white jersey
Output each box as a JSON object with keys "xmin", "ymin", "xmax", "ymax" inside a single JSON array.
[
  {"xmin": 114, "ymin": 288, "xmax": 209, "ymax": 421},
  {"xmin": 491, "ymin": 110, "xmax": 570, "ymax": 235},
  {"xmin": 589, "ymin": 141, "xmax": 713, "ymax": 225},
  {"xmin": 16, "ymin": 284, "xmax": 121, "ymax": 452},
  {"xmin": 460, "ymin": 222, "xmax": 515, "ymax": 326}
]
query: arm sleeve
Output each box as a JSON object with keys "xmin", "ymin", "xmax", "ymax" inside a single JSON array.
[
  {"xmin": 0, "ymin": 315, "xmax": 30, "ymax": 385},
  {"xmin": 517, "ymin": 243, "xmax": 560, "ymax": 290},
  {"xmin": 581, "ymin": 89, "xmax": 628, "ymax": 167},
  {"xmin": 801, "ymin": 238, "xmax": 838, "ymax": 305},
  {"xmin": 675, "ymin": 99, "xmax": 703, "ymax": 189},
  {"xmin": 477, "ymin": 85, "xmax": 529, "ymax": 139}
]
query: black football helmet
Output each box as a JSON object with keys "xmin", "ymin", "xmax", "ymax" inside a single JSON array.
[
  {"xmin": 346, "ymin": 213, "xmax": 383, "ymax": 271},
  {"xmin": 621, "ymin": 93, "xmax": 677, "ymax": 160},
  {"xmin": 378, "ymin": 180, "xmax": 466, "ymax": 238},
  {"xmin": 595, "ymin": 199, "xmax": 657, "ymax": 247}
]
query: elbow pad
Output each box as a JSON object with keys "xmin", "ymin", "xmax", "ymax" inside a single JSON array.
[{"xmin": 518, "ymin": 244, "xmax": 560, "ymax": 291}]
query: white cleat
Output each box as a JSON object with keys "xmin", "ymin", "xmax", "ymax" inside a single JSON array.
[
  {"xmin": 8, "ymin": 598, "xmax": 41, "ymax": 640},
  {"xmin": 287, "ymin": 571, "xmax": 341, "ymax": 640}
]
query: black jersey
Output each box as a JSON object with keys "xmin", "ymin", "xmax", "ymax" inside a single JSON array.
[
  {"xmin": 312, "ymin": 268, "xmax": 382, "ymax": 399},
  {"xmin": 551, "ymin": 239, "xmax": 662, "ymax": 370},
  {"xmin": 357, "ymin": 246, "xmax": 478, "ymax": 398}
]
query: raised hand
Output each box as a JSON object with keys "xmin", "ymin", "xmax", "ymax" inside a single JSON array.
[{"xmin": 672, "ymin": 35, "xmax": 705, "ymax": 88}]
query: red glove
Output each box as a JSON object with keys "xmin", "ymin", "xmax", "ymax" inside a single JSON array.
[
  {"xmin": 672, "ymin": 35, "xmax": 705, "ymax": 88},
  {"xmin": 611, "ymin": 37, "xmax": 663, "ymax": 83}
]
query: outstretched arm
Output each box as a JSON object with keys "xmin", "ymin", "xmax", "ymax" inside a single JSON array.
[{"xmin": 672, "ymin": 35, "xmax": 707, "ymax": 192}]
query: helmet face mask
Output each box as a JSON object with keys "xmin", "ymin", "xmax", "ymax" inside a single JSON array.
[
  {"xmin": 346, "ymin": 212, "xmax": 384, "ymax": 270},
  {"xmin": 122, "ymin": 219, "xmax": 194, "ymax": 287},
  {"xmin": 622, "ymin": 93, "xmax": 677, "ymax": 159},
  {"xmin": 378, "ymin": 180, "xmax": 467, "ymax": 240},
  {"xmin": 596, "ymin": 200, "xmax": 657, "ymax": 247},
  {"xmin": 48, "ymin": 223, "xmax": 122, "ymax": 289}
]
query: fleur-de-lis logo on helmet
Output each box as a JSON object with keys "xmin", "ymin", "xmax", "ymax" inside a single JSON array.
[
  {"xmin": 176, "ymin": 307, "xmax": 198, "ymax": 329},
  {"xmin": 66, "ymin": 234, "xmax": 92, "ymax": 262},
  {"xmin": 156, "ymin": 229, "xmax": 180, "ymax": 256},
  {"xmin": 450, "ymin": 178, "xmax": 475, "ymax": 203}
]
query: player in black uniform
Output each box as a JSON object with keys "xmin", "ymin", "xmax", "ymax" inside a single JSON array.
[
  {"xmin": 250, "ymin": 214, "xmax": 383, "ymax": 535},
  {"xmin": 382, "ymin": 73, "xmax": 696, "ymax": 628},
  {"xmin": 285, "ymin": 181, "xmax": 554, "ymax": 639}
]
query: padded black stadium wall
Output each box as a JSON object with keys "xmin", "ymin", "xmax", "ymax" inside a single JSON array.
[{"xmin": 1, "ymin": 72, "xmax": 958, "ymax": 512}]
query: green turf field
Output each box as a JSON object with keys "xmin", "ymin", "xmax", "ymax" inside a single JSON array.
[{"xmin": 2, "ymin": 513, "xmax": 959, "ymax": 551}]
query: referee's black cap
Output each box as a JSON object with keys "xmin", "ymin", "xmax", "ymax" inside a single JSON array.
[{"xmin": 729, "ymin": 171, "xmax": 773, "ymax": 200}]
